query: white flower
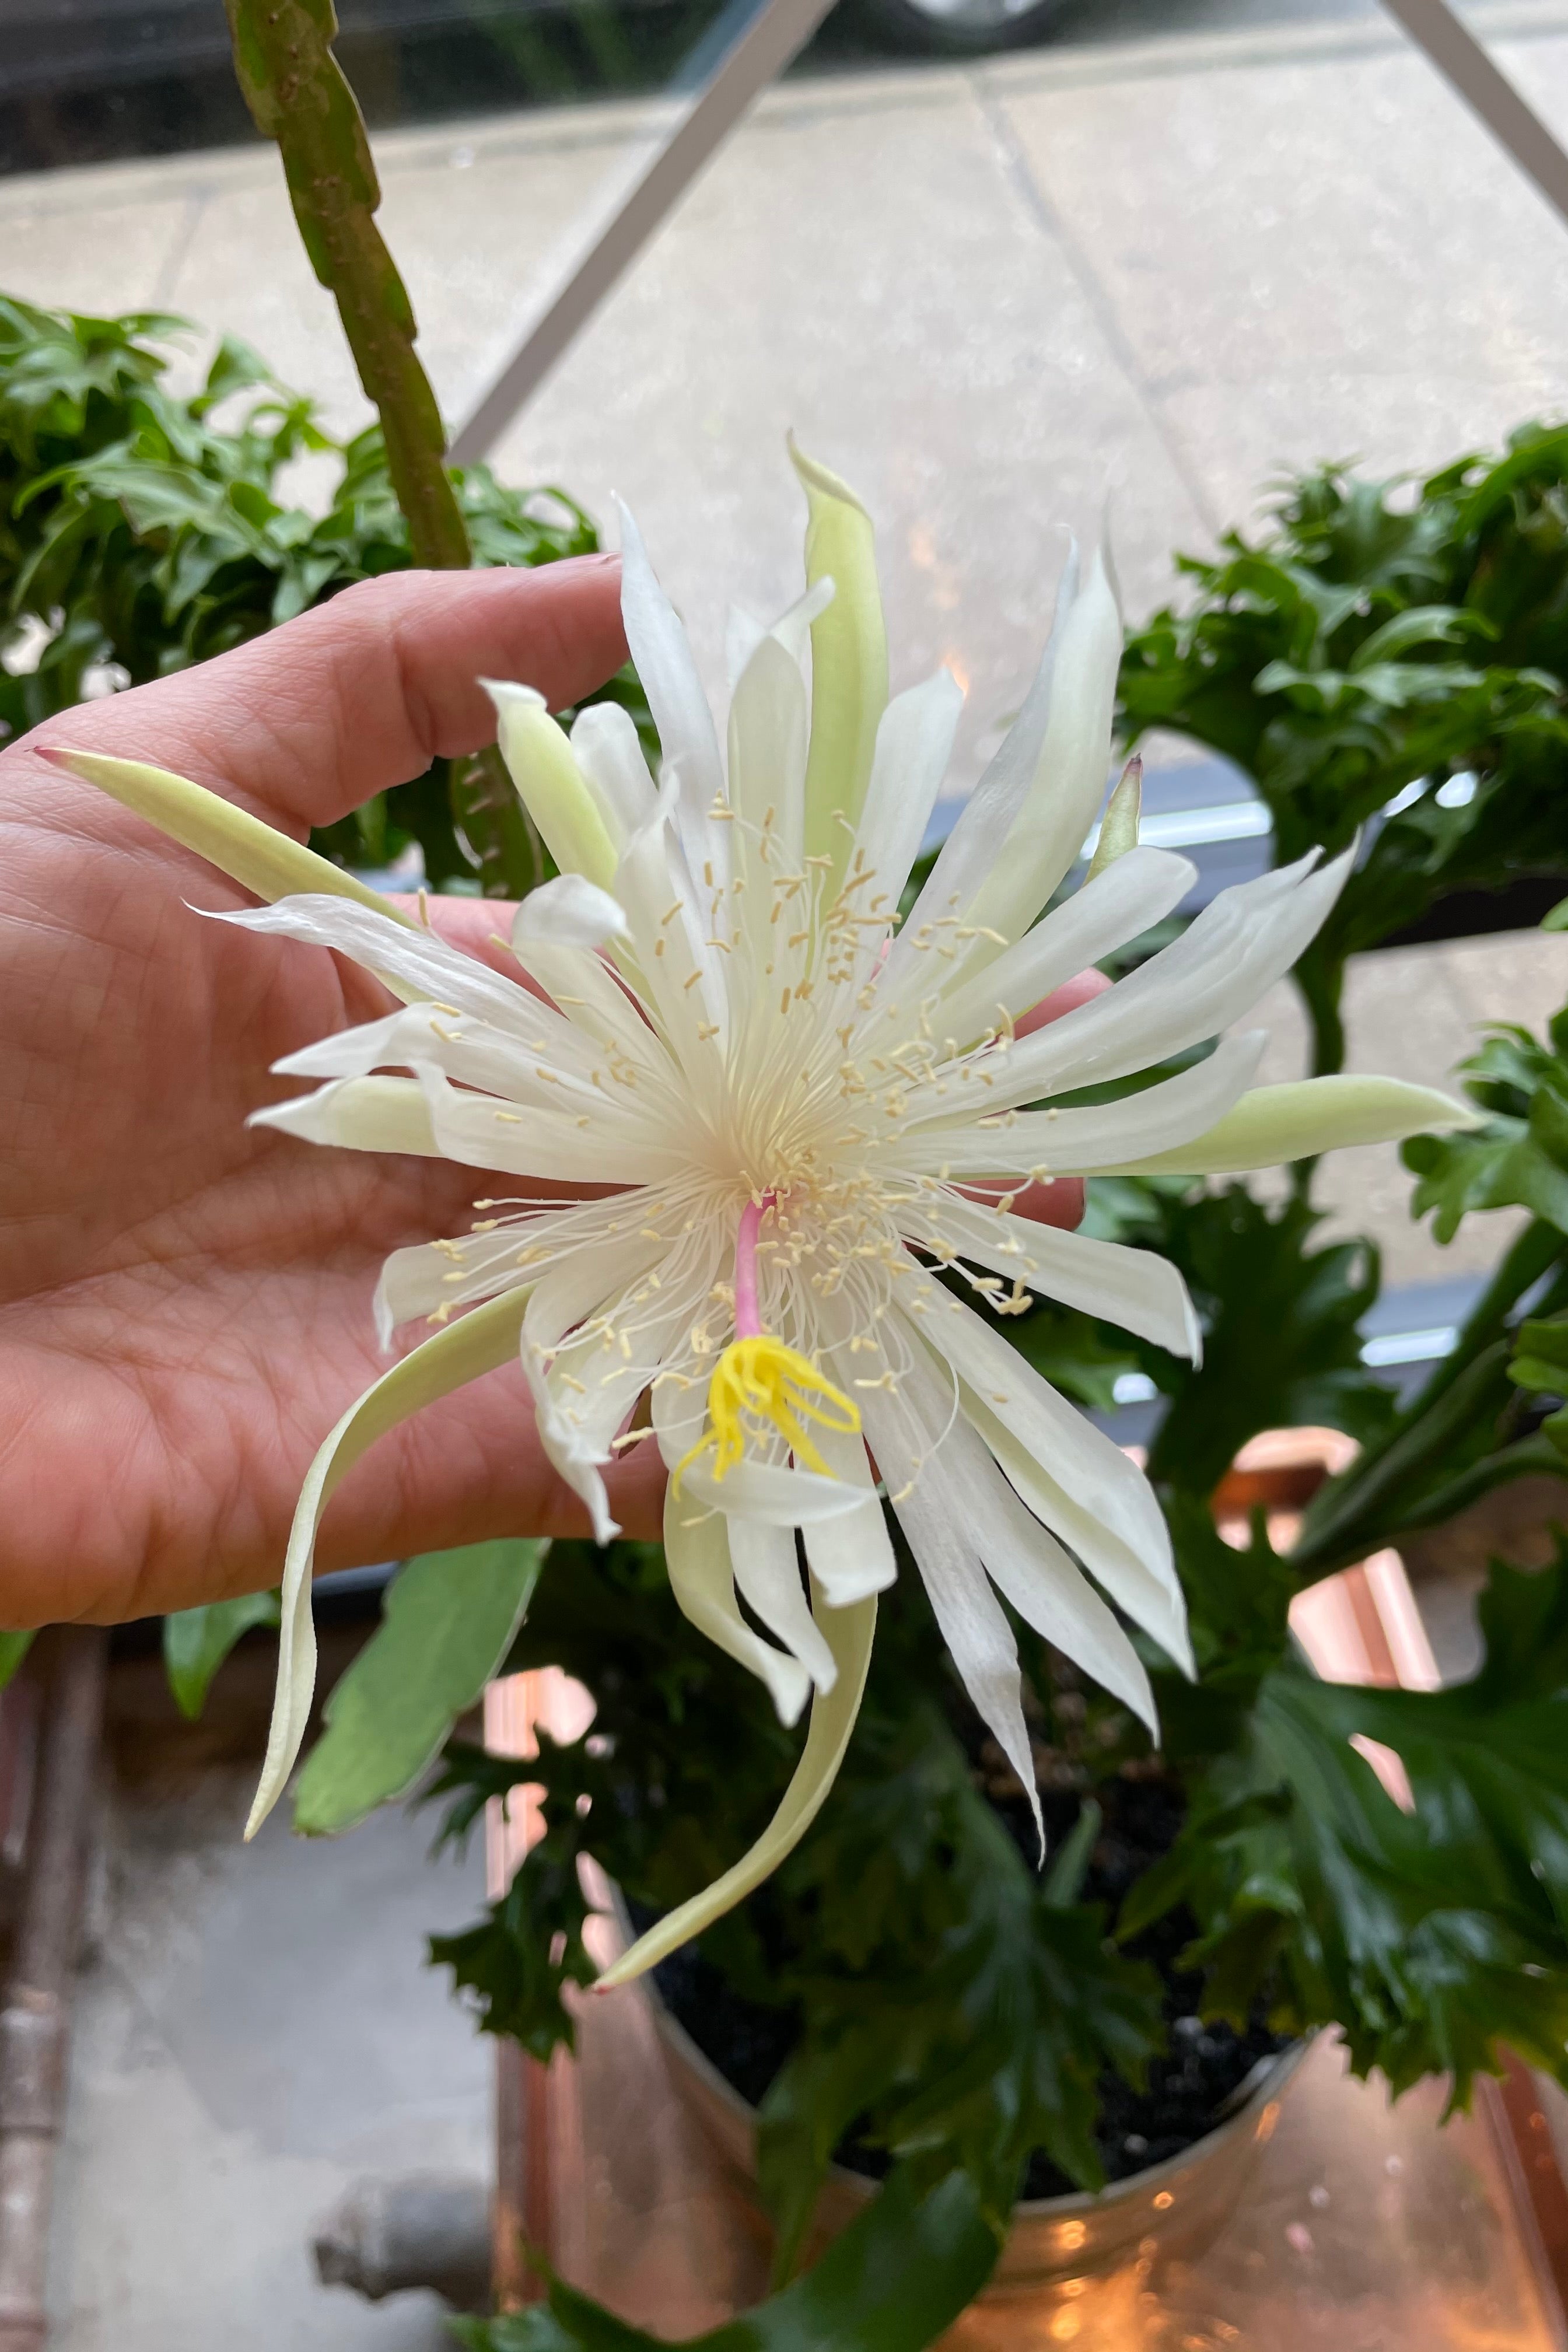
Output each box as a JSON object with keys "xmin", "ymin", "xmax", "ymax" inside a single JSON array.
[{"xmin": 53, "ymin": 447, "xmax": 1474, "ymax": 1987}]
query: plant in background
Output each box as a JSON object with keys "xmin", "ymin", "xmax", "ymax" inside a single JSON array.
[
  {"xmin": 1119, "ymin": 433, "xmax": 1568, "ymax": 1072},
  {"xmin": 0, "ymin": 297, "xmax": 646, "ymax": 891}
]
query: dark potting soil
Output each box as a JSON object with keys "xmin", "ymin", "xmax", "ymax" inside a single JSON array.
[{"xmin": 649, "ymin": 1769, "xmax": 1292, "ymax": 2201}]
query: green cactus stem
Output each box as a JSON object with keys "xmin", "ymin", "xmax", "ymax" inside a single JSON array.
[{"xmin": 223, "ymin": 0, "xmax": 471, "ymax": 573}]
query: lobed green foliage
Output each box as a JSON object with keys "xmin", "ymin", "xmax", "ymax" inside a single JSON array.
[
  {"xmin": 0, "ymin": 295, "xmax": 645, "ymax": 888},
  {"xmin": 1119, "ymin": 430, "xmax": 1568, "ymax": 1070}
]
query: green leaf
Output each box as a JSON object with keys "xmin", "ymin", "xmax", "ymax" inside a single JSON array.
[
  {"xmin": 429, "ymin": 1780, "xmax": 596, "ymax": 2060},
  {"xmin": 1131, "ymin": 1542, "xmax": 1568, "ymax": 2104},
  {"xmin": 1404, "ymin": 1017, "xmax": 1568, "ymax": 1242},
  {"xmin": 1509, "ymin": 1314, "xmax": 1568, "ymax": 1457},
  {"xmin": 0, "ymin": 295, "xmax": 634, "ymax": 897},
  {"xmin": 163, "ymin": 1591, "xmax": 281, "ymax": 1721},
  {"xmin": 0, "ymin": 1631, "xmax": 35, "ymax": 1689},
  {"xmin": 292, "ymin": 1539, "xmax": 545, "ymax": 1834},
  {"xmin": 1132, "ymin": 1186, "xmax": 1392, "ymax": 1496},
  {"xmin": 452, "ymin": 2161, "xmax": 1004, "ymax": 2352},
  {"xmin": 1116, "ymin": 439, "xmax": 1568, "ymax": 1076},
  {"xmin": 751, "ymin": 1702, "xmax": 1160, "ymax": 2278},
  {"xmin": 1041, "ymin": 1797, "xmax": 1102, "ymax": 1909}
]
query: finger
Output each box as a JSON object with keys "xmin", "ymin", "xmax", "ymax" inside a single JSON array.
[
  {"xmin": 387, "ymin": 891, "xmax": 523, "ymax": 977},
  {"xmin": 15, "ymin": 558, "xmax": 626, "ymax": 841},
  {"xmin": 1016, "ymin": 967, "xmax": 1112, "ymax": 1039},
  {"xmin": 988, "ymin": 969, "xmax": 1115, "ymax": 1231}
]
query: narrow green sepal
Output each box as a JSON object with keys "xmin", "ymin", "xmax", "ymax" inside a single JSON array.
[
  {"xmin": 1093, "ymin": 1076, "xmax": 1479, "ymax": 1177},
  {"xmin": 1086, "ymin": 754, "xmax": 1142, "ymax": 880},
  {"xmin": 789, "ymin": 438, "xmax": 888, "ymax": 873}
]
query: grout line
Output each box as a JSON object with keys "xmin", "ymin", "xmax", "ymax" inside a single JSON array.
[
  {"xmin": 148, "ymin": 184, "xmax": 210, "ymax": 310},
  {"xmin": 970, "ymin": 75, "xmax": 1224, "ymax": 542}
]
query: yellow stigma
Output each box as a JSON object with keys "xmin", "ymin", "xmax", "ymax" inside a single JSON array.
[{"xmin": 673, "ymin": 1335, "xmax": 861, "ymax": 1490}]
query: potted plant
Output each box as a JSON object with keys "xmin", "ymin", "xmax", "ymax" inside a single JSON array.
[
  {"xmin": 9, "ymin": 0, "xmax": 1568, "ymax": 2333},
  {"xmin": 398, "ymin": 459, "xmax": 1568, "ymax": 2343}
]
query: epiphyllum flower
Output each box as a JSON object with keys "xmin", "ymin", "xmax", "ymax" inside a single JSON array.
[{"xmin": 55, "ymin": 448, "xmax": 1471, "ymax": 1990}]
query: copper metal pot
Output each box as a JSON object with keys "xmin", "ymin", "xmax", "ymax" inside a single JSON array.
[{"xmin": 644, "ymin": 1978, "xmax": 1309, "ymax": 2339}]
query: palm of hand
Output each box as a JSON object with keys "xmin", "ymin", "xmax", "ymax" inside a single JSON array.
[
  {"xmin": 0, "ymin": 565, "xmax": 663, "ymax": 1625},
  {"xmin": 0, "ymin": 563, "xmax": 1088, "ymax": 1628}
]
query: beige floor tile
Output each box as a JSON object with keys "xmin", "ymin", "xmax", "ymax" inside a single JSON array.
[
  {"xmin": 997, "ymin": 38, "xmax": 1568, "ymax": 404},
  {"xmin": 0, "ymin": 187, "xmax": 198, "ymax": 318},
  {"xmin": 1246, "ymin": 936, "xmax": 1549, "ymax": 1287},
  {"xmin": 491, "ymin": 81, "xmax": 1209, "ymax": 784},
  {"xmin": 1439, "ymin": 925, "xmax": 1567, "ymax": 1037},
  {"xmin": 1153, "ymin": 369, "xmax": 1559, "ymax": 551}
]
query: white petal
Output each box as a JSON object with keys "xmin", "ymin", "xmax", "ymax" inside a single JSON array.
[
  {"xmin": 373, "ymin": 1226, "xmax": 537, "ymax": 1346},
  {"xmin": 884, "ymin": 544, "xmax": 1079, "ymax": 993},
  {"xmin": 888, "ymin": 1345, "xmax": 1161, "ymax": 1731},
  {"xmin": 853, "ymin": 669, "xmax": 964, "ymax": 920},
  {"xmin": 727, "ymin": 632, "xmax": 809, "ymax": 870},
  {"xmin": 891, "ymin": 1028, "xmax": 1267, "ymax": 1177},
  {"xmin": 679, "ymin": 1458, "xmax": 872, "ymax": 1525},
  {"xmin": 860, "ymin": 1374, "xmax": 1041, "ymax": 1853},
  {"xmin": 898, "ymin": 1195, "xmax": 1200, "ymax": 1362},
  {"xmin": 1095, "ymin": 1074, "xmax": 1480, "ymax": 1176},
  {"xmin": 798, "ymin": 1423, "xmax": 898, "ymax": 1607},
  {"xmin": 414, "ymin": 1063, "xmax": 685, "ymax": 1185},
  {"xmin": 921, "ymin": 1398, "xmax": 1157, "ymax": 1731},
  {"xmin": 727, "ymin": 576, "xmax": 834, "ymax": 699},
  {"xmin": 520, "ymin": 1237, "xmax": 675, "ymax": 1542},
  {"xmin": 930, "ymin": 845, "xmax": 1195, "ymax": 1046},
  {"xmin": 768, "ymin": 574, "xmax": 836, "ymax": 672},
  {"xmin": 962, "ymin": 848, "xmax": 1352, "ymax": 1105},
  {"xmin": 961, "ymin": 550, "xmax": 1124, "ymax": 954},
  {"xmin": 664, "ymin": 1498, "xmax": 810, "ymax": 1727},
  {"xmin": 917, "ymin": 1294, "xmax": 1178, "ymax": 1624},
  {"xmin": 272, "ymin": 1005, "xmax": 603, "ymax": 1111},
  {"xmin": 512, "ymin": 875, "xmax": 629, "ymax": 951},
  {"xmin": 962, "ymin": 1388, "xmax": 1194, "ymax": 1676},
  {"xmin": 509, "ymin": 936, "xmax": 671, "ymax": 1079},
  {"xmin": 726, "ymin": 603, "xmax": 767, "ymax": 693},
  {"xmin": 218, "ymin": 894, "xmax": 544, "ymax": 1030},
  {"xmin": 728, "ymin": 1518, "xmax": 838, "ymax": 1692},
  {"xmin": 568, "ymin": 701, "xmax": 657, "ymax": 840},
  {"xmin": 616, "ymin": 501, "xmax": 727, "ymax": 887}
]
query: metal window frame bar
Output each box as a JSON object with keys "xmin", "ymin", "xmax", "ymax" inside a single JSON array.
[
  {"xmin": 447, "ymin": 0, "xmax": 839, "ymax": 464},
  {"xmin": 1377, "ymin": 0, "xmax": 1568, "ymax": 229},
  {"xmin": 451, "ymin": 0, "xmax": 1568, "ymax": 468}
]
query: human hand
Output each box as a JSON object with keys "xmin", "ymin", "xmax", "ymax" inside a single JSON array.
[{"xmin": 0, "ymin": 568, "xmax": 1094, "ymax": 1626}]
